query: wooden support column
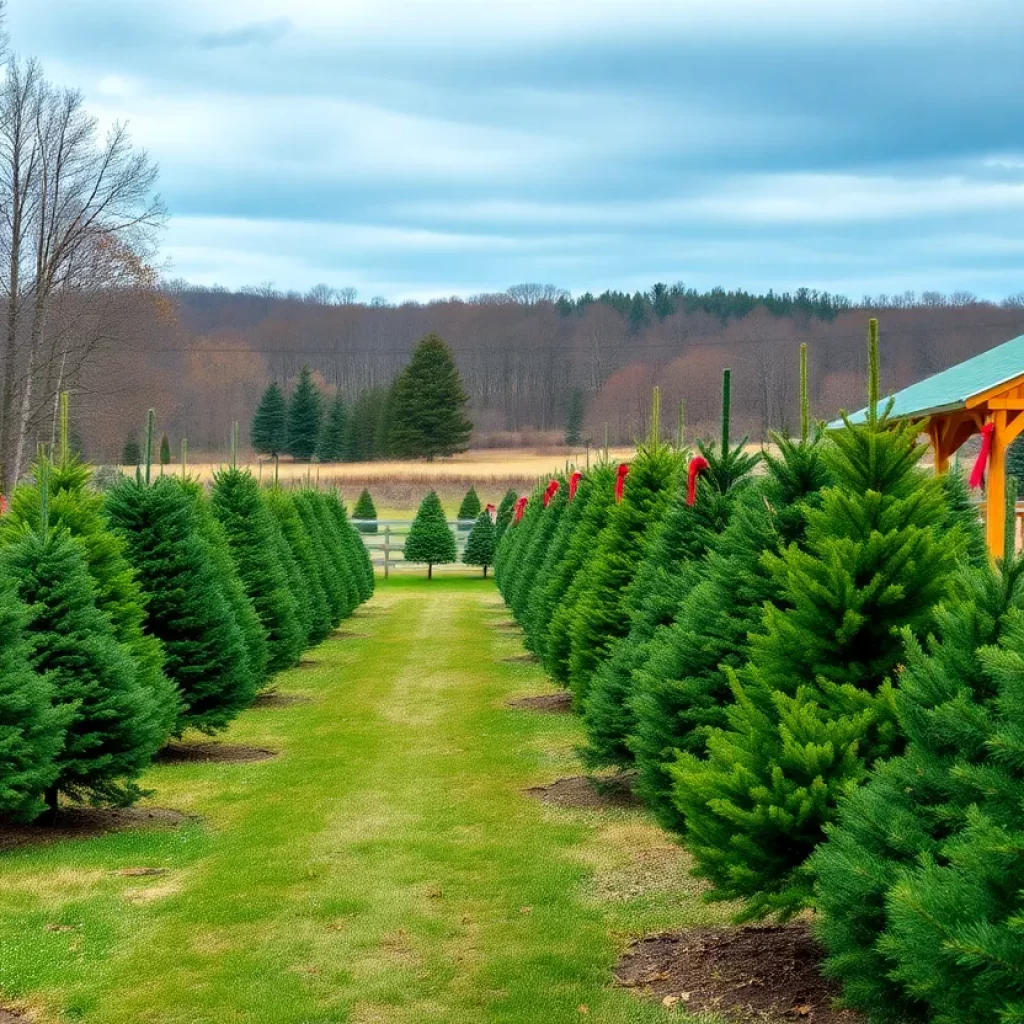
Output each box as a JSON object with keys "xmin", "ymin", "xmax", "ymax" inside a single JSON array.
[
  {"xmin": 987, "ymin": 412, "xmax": 1008, "ymax": 558},
  {"xmin": 927, "ymin": 420, "xmax": 949, "ymax": 473}
]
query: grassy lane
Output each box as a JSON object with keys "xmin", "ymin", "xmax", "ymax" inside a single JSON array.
[{"xmin": 0, "ymin": 578, "xmax": 730, "ymax": 1023}]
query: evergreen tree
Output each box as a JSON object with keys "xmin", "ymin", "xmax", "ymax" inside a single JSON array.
[
  {"xmin": 106, "ymin": 476, "xmax": 256, "ymax": 733},
  {"xmin": 1007, "ymin": 434, "xmax": 1024, "ymax": 481},
  {"xmin": 0, "ymin": 575, "xmax": 66, "ymax": 822},
  {"xmin": 457, "ymin": 486, "xmax": 481, "ymax": 523},
  {"xmin": 565, "ymin": 388, "xmax": 585, "ymax": 445},
  {"xmin": 323, "ymin": 492, "xmax": 374, "ymax": 604},
  {"xmin": 494, "ymin": 488, "xmax": 518, "ymax": 544},
  {"xmin": 404, "ymin": 491, "xmax": 456, "ymax": 578},
  {"xmin": 121, "ymin": 432, "xmax": 142, "ymax": 467},
  {"xmin": 293, "ymin": 491, "xmax": 346, "ymax": 626},
  {"xmin": 251, "ymin": 382, "xmax": 288, "ymax": 458},
  {"xmin": 309, "ymin": 491, "xmax": 358, "ymax": 618},
  {"xmin": 343, "ymin": 388, "xmax": 386, "ymax": 462},
  {"xmin": 286, "ymin": 366, "xmax": 323, "ymax": 462},
  {"xmin": 4, "ymin": 525, "xmax": 168, "ymax": 809},
  {"xmin": 670, "ymin": 406, "xmax": 966, "ymax": 921},
  {"xmin": 211, "ymin": 468, "xmax": 306, "ymax": 672},
  {"xmin": 352, "ymin": 488, "xmax": 378, "ymax": 534},
  {"xmin": 316, "ymin": 392, "xmax": 348, "ymax": 462},
  {"xmin": 508, "ymin": 483, "xmax": 567, "ymax": 623},
  {"xmin": 373, "ymin": 380, "xmax": 397, "ymax": 459},
  {"xmin": 387, "ymin": 334, "xmax": 472, "ymax": 460},
  {"xmin": 159, "ymin": 435, "xmax": 171, "ymax": 469},
  {"xmin": 266, "ymin": 489, "xmax": 332, "ymax": 646},
  {"xmin": 463, "ymin": 509, "xmax": 497, "ymax": 577},
  {"xmin": 495, "ymin": 482, "xmax": 546, "ymax": 608}
]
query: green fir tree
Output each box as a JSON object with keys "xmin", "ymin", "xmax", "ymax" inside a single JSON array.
[
  {"xmin": 565, "ymin": 388, "xmax": 585, "ymax": 445},
  {"xmin": 286, "ymin": 366, "xmax": 323, "ymax": 462},
  {"xmin": 352, "ymin": 488, "xmax": 378, "ymax": 534},
  {"xmin": 121, "ymin": 432, "xmax": 142, "ymax": 467},
  {"xmin": 404, "ymin": 491, "xmax": 456, "ymax": 578},
  {"xmin": 159, "ymin": 435, "xmax": 171, "ymax": 469},
  {"xmin": 457, "ymin": 486, "xmax": 482, "ymax": 525},
  {"xmin": 251, "ymin": 382, "xmax": 288, "ymax": 458},
  {"xmin": 494, "ymin": 488, "xmax": 518, "ymax": 544},
  {"xmin": 316, "ymin": 392, "xmax": 349, "ymax": 462},
  {"xmin": 463, "ymin": 509, "xmax": 497, "ymax": 577}
]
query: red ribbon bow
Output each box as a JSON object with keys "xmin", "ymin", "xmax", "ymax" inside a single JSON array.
[
  {"xmin": 969, "ymin": 422, "xmax": 995, "ymax": 490},
  {"xmin": 687, "ymin": 455, "xmax": 710, "ymax": 506},
  {"xmin": 513, "ymin": 496, "xmax": 528, "ymax": 523},
  {"xmin": 568, "ymin": 471, "xmax": 582, "ymax": 500},
  {"xmin": 615, "ymin": 463, "xmax": 630, "ymax": 503},
  {"xmin": 485, "ymin": 503, "xmax": 496, "ymax": 522},
  {"xmin": 543, "ymin": 479, "xmax": 560, "ymax": 507}
]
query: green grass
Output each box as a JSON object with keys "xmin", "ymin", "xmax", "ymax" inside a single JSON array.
[{"xmin": 0, "ymin": 578, "xmax": 731, "ymax": 1023}]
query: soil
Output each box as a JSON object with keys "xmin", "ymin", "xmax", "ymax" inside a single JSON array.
[
  {"xmin": 0, "ymin": 806, "xmax": 193, "ymax": 853},
  {"xmin": 297, "ymin": 658, "xmax": 322, "ymax": 668},
  {"xmin": 614, "ymin": 923, "xmax": 864, "ymax": 1023},
  {"xmin": 252, "ymin": 690, "xmax": 313, "ymax": 709},
  {"xmin": 507, "ymin": 692, "xmax": 572, "ymax": 713},
  {"xmin": 527, "ymin": 774, "xmax": 641, "ymax": 810},
  {"xmin": 155, "ymin": 741, "xmax": 277, "ymax": 764},
  {"xmin": 495, "ymin": 620, "xmax": 521, "ymax": 631},
  {"xmin": 502, "ymin": 653, "xmax": 540, "ymax": 664},
  {"xmin": 0, "ymin": 1010, "xmax": 24, "ymax": 1022}
]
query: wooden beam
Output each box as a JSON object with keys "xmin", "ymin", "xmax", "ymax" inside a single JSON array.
[
  {"xmin": 985, "ymin": 398, "xmax": 1024, "ymax": 410},
  {"xmin": 987, "ymin": 410, "xmax": 1009, "ymax": 558},
  {"xmin": 966, "ymin": 372, "xmax": 1024, "ymax": 409}
]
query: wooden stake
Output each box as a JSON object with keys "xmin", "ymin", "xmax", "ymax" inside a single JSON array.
[
  {"xmin": 650, "ymin": 386, "xmax": 661, "ymax": 447},
  {"xmin": 868, "ymin": 318, "xmax": 880, "ymax": 427},
  {"xmin": 181, "ymin": 438, "xmax": 188, "ymax": 479},
  {"xmin": 721, "ymin": 369, "xmax": 732, "ymax": 455},
  {"xmin": 58, "ymin": 392, "xmax": 70, "ymax": 467},
  {"xmin": 800, "ymin": 343, "xmax": 809, "ymax": 443},
  {"xmin": 144, "ymin": 409, "xmax": 156, "ymax": 486}
]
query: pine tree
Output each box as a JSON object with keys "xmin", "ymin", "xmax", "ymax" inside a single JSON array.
[
  {"xmin": 211, "ymin": 468, "xmax": 306, "ymax": 672},
  {"xmin": 316, "ymin": 392, "xmax": 348, "ymax": 462},
  {"xmin": 293, "ymin": 491, "xmax": 347, "ymax": 626},
  {"xmin": 457, "ymin": 486, "xmax": 481, "ymax": 525},
  {"xmin": 1007, "ymin": 434, "xmax": 1024, "ymax": 481},
  {"xmin": 251, "ymin": 382, "xmax": 288, "ymax": 458},
  {"xmin": 495, "ymin": 482, "xmax": 546, "ymax": 608},
  {"xmin": 387, "ymin": 334, "xmax": 472, "ymax": 460},
  {"xmin": 670, "ymin": 403, "xmax": 966, "ymax": 920},
  {"xmin": 159, "ymin": 435, "xmax": 171, "ymax": 469},
  {"xmin": 508, "ymin": 483, "xmax": 567, "ymax": 624},
  {"xmin": 343, "ymin": 388, "xmax": 386, "ymax": 462},
  {"xmin": 494, "ymin": 488, "xmax": 518, "ymax": 544},
  {"xmin": 352, "ymin": 488, "xmax": 378, "ymax": 534},
  {"xmin": 565, "ymin": 388, "xmax": 585, "ymax": 445},
  {"xmin": 463, "ymin": 509, "xmax": 497, "ymax": 577},
  {"xmin": 106, "ymin": 476, "xmax": 256, "ymax": 733},
  {"xmin": 121, "ymin": 432, "xmax": 142, "ymax": 467},
  {"xmin": 0, "ymin": 575, "xmax": 66, "ymax": 822},
  {"xmin": 286, "ymin": 366, "xmax": 323, "ymax": 462},
  {"xmin": 323, "ymin": 492, "xmax": 374, "ymax": 604},
  {"xmin": 4, "ymin": 525, "xmax": 168, "ymax": 809},
  {"xmin": 404, "ymin": 491, "xmax": 456, "ymax": 578}
]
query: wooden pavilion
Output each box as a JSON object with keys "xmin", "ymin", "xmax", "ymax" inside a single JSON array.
[{"xmin": 842, "ymin": 332, "xmax": 1024, "ymax": 558}]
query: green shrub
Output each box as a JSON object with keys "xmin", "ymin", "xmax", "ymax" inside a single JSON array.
[
  {"xmin": 352, "ymin": 488, "xmax": 378, "ymax": 533},
  {"xmin": 404, "ymin": 491, "xmax": 456, "ymax": 578},
  {"xmin": 463, "ymin": 510, "xmax": 497, "ymax": 576}
]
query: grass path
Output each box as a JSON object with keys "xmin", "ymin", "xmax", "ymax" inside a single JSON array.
[{"xmin": 0, "ymin": 578, "xmax": 728, "ymax": 1024}]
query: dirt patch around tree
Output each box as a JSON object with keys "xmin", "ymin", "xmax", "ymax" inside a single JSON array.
[
  {"xmin": 155, "ymin": 741, "xmax": 278, "ymax": 764},
  {"xmin": 502, "ymin": 652, "xmax": 540, "ymax": 665},
  {"xmin": 527, "ymin": 774, "xmax": 640, "ymax": 810},
  {"xmin": 332, "ymin": 629, "xmax": 370, "ymax": 639},
  {"xmin": 507, "ymin": 692, "xmax": 572, "ymax": 713},
  {"xmin": 252, "ymin": 690, "xmax": 313, "ymax": 709},
  {"xmin": 0, "ymin": 806, "xmax": 194, "ymax": 854},
  {"xmin": 0, "ymin": 1009, "xmax": 25, "ymax": 1022},
  {"xmin": 614, "ymin": 922, "xmax": 864, "ymax": 1022}
]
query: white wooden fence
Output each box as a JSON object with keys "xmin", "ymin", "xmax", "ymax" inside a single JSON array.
[{"xmin": 351, "ymin": 519, "xmax": 485, "ymax": 577}]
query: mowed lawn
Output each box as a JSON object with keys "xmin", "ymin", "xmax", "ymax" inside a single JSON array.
[{"xmin": 0, "ymin": 578, "xmax": 730, "ymax": 1024}]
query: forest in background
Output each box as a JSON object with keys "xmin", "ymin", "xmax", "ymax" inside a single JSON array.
[{"xmin": 70, "ymin": 281, "xmax": 1024, "ymax": 463}]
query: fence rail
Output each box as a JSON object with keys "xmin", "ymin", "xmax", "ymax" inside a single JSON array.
[{"xmin": 352, "ymin": 519, "xmax": 484, "ymax": 577}]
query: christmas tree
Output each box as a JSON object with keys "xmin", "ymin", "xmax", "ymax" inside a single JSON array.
[
  {"xmin": 457, "ymin": 486, "xmax": 482, "ymax": 530},
  {"xmin": 121, "ymin": 432, "xmax": 142, "ymax": 467},
  {"xmin": 671, "ymin": 322, "xmax": 966, "ymax": 920},
  {"xmin": 159, "ymin": 434, "xmax": 171, "ymax": 470},
  {"xmin": 251, "ymin": 382, "xmax": 288, "ymax": 458},
  {"xmin": 811, "ymin": 487, "xmax": 1024, "ymax": 1022},
  {"xmin": 565, "ymin": 388, "xmax": 585, "ymax": 445},
  {"xmin": 293, "ymin": 490, "xmax": 347, "ymax": 625},
  {"xmin": 211, "ymin": 468, "xmax": 306, "ymax": 672},
  {"xmin": 4, "ymin": 523, "xmax": 167, "ymax": 810},
  {"xmin": 106, "ymin": 476, "xmax": 256, "ymax": 733},
  {"xmin": 463, "ymin": 509, "xmax": 497, "ymax": 576},
  {"xmin": 508, "ymin": 482, "xmax": 567, "ymax": 624},
  {"xmin": 0, "ymin": 575, "xmax": 66, "ymax": 822},
  {"xmin": 494, "ymin": 489, "xmax": 518, "ymax": 544},
  {"xmin": 495, "ymin": 482, "xmax": 545, "ymax": 606},
  {"xmin": 352, "ymin": 488, "xmax": 378, "ymax": 534},
  {"xmin": 316, "ymin": 393, "xmax": 348, "ymax": 462},
  {"xmin": 387, "ymin": 334, "xmax": 472, "ymax": 459},
  {"xmin": 322, "ymin": 492, "xmax": 374, "ymax": 604},
  {"xmin": 404, "ymin": 491, "xmax": 456, "ymax": 578},
  {"xmin": 286, "ymin": 366, "xmax": 323, "ymax": 462}
]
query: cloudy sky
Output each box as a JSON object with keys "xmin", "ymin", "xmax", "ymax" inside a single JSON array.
[{"xmin": 10, "ymin": 0, "xmax": 1024, "ymax": 302}]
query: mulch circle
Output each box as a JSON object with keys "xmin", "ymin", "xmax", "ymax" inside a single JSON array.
[
  {"xmin": 614, "ymin": 922, "xmax": 864, "ymax": 1022},
  {"xmin": 155, "ymin": 741, "xmax": 277, "ymax": 764},
  {"xmin": 527, "ymin": 774, "xmax": 640, "ymax": 810},
  {"xmin": 0, "ymin": 1010, "xmax": 25, "ymax": 1022},
  {"xmin": 252, "ymin": 690, "xmax": 313, "ymax": 709},
  {"xmin": 507, "ymin": 692, "xmax": 572, "ymax": 713},
  {"xmin": 0, "ymin": 806, "xmax": 193, "ymax": 854}
]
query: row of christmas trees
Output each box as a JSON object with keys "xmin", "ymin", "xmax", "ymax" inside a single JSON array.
[
  {"xmin": 493, "ymin": 323, "xmax": 1023, "ymax": 1023},
  {"xmin": 0, "ymin": 404, "xmax": 373, "ymax": 825}
]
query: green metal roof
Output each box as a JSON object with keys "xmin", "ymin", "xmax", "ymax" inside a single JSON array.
[{"xmin": 836, "ymin": 332, "xmax": 1024, "ymax": 426}]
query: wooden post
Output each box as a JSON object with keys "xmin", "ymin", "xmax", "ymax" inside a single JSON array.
[
  {"xmin": 987, "ymin": 411, "xmax": 1008, "ymax": 559},
  {"xmin": 383, "ymin": 524, "xmax": 390, "ymax": 579}
]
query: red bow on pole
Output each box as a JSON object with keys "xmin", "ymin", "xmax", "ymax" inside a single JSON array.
[
  {"xmin": 485, "ymin": 503, "xmax": 496, "ymax": 522},
  {"xmin": 568, "ymin": 471, "xmax": 582, "ymax": 500},
  {"xmin": 969, "ymin": 422, "xmax": 995, "ymax": 490},
  {"xmin": 615, "ymin": 463, "xmax": 630, "ymax": 503},
  {"xmin": 513, "ymin": 497, "xmax": 528, "ymax": 523},
  {"xmin": 543, "ymin": 479, "xmax": 560, "ymax": 507},
  {"xmin": 687, "ymin": 455, "xmax": 710, "ymax": 506}
]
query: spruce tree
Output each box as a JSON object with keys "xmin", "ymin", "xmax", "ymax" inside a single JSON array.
[
  {"xmin": 293, "ymin": 491, "xmax": 346, "ymax": 626},
  {"xmin": 251, "ymin": 382, "xmax": 288, "ymax": 458},
  {"xmin": 404, "ymin": 491, "xmax": 456, "ymax": 578},
  {"xmin": 4, "ymin": 524, "xmax": 167, "ymax": 809},
  {"xmin": 286, "ymin": 366, "xmax": 323, "ymax": 462},
  {"xmin": 508, "ymin": 483, "xmax": 567, "ymax": 624},
  {"xmin": 463, "ymin": 509, "xmax": 498, "ymax": 577},
  {"xmin": 316, "ymin": 392, "xmax": 348, "ymax": 462},
  {"xmin": 387, "ymin": 334, "xmax": 472, "ymax": 460},
  {"xmin": 106, "ymin": 476, "xmax": 256, "ymax": 733},
  {"xmin": 670, "ymin": 336, "xmax": 967, "ymax": 919},
  {"xmin": 159, "ymin": 434, "xmax": 171, "ymax": 469},
  {"xmin": 211, "ymin": 468, "xmax": 306, "ymax": 672},
  {"xmin": 324, "ymin": 491, "xmax": 374, "ymax": 604},
  {"xmin": 0, "ymin": 575, "xmax": 66, "ymax": 822},
  {"xmin": 342, "ymin": 389, "xmax": 383, "ymax": 462},
  {"xmin": 565, "ymin": 387, "xmax": 585, "ymax": 445},
  {"xmin": 121, "ymin": 432, "xmax": 142, "ymax": 467},
  {"xmin": 309, "ymin": 491, "xmax": 358, "ymax": 617},
  {"xmin": 495, "ymin": 482, "xmax": 546, "ymax": 608},
  {"xmin": 494, "ymin": 488, "xmax": 518, "ymax": 545},
  {"xmin": 352, "ymin": 488, "xmax": 378, "ymax": 534},
  {"xmin": 457, "ymin": 486, "xmax": 481, "ymax": 527}
]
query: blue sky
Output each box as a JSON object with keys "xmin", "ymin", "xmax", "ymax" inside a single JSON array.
[{"xmin": 11, "ymin": 0, "xmax": 1024, "ymax": 302}]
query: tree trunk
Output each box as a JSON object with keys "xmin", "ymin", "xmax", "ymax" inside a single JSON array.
[
  {"xmin": 483, "ymin": 565, "xmax": 488, "ymax": 577},
  {"xmin": 428, "ymin": 563, "xmax": 433, "ymax": 579},
  {"xmin": 43, "ymin": 783, "xmax": 59, "ymax": 823}
]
